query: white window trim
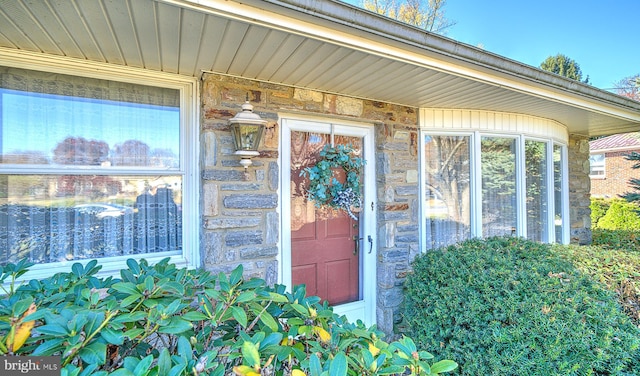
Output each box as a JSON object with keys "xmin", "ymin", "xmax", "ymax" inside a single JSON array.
[
  {"xmin": 419, "ymin": 131, "xmax": 569, "ymax": 249},
  {"xmin": 0, "ymin": 50, "xmax": 200, "ymax": 281},
  {"xmin": 589, "ymin": 153, "xmax": 606, "ymax": 179}
]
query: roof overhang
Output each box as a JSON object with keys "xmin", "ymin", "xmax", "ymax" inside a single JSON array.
[{"xmin": 1, "ymin": 0, "xmax": 639, "ymax": 136}]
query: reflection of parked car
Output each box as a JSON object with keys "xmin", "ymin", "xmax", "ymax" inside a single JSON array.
[
  {"xmin": 74, "ymin": 204, "xmax": 133, "ymax": 218},
  {"xmin": 425, "ymin": 199, "xmax": 449, "ymax": 218}
]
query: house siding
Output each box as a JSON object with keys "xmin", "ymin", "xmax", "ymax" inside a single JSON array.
[
  {"xmin": 201, "ymin": 73, "xmax": 419, "ymax": 333},
  {"xmin": 591, "ymin": 150, "xmax": 636, "ymax": 198}
]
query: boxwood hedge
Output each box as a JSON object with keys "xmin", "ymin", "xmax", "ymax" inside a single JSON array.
[{"xmin": 400, "ymin": 237, "xmax": 640, "ymax": 375}]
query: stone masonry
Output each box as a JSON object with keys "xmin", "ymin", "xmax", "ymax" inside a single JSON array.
[
  {"xmin": 568, "ymin": 134, "xmax": 592, "ymax": 245},
  {"xmin": 201, "ymin": 73, "xmax": 419, "ymax": 334},
  {"xmin": 200, "ymin": 73, "xmax": 594, "ymax": 335}
]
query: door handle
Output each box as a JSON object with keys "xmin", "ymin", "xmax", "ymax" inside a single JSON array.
[
  {"xmin": 353, "ymin": 236, "xmax": 363, "ymax": 255},
  {"xmin": 368, "ymin": 235, "xmax": 373, "ymax": 254}
]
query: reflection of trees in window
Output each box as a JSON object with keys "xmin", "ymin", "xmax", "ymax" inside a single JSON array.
[
  {"xmin": 481, "ymin": 137, "xmax": 516, "ymax": 237},
  {"xmin": 112, "ymin": 140, "xmax": 151, "ymax": 166},
  {"xmin": 525, "ymin": 141, "xmax": 549, "ymax": 242},
  {"xmin": 53, "ymin": 137, "xmax": 109, "ymax": 165},
  {"xmin": 424, "ymin": 135, "xmax": 470, "ymax": 248},
  {"xmin": 553, "ymin": 145, "xmax": 564, "ymax": 243},
  {"xmin": 2, "ymin": 151, "xmax": 49, "ymax": 164}
]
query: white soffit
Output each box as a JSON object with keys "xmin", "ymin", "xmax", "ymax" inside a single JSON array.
[{"xmin": 0, "ymin": 0, "xmax": 639, "ymax": 136}]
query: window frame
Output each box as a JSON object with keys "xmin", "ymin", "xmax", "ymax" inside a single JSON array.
[
  {"xmin": 420, "ymin": 131, "xmax": 569, "ymax": 249},
  {"xmin": 589, "ymin": 153, "xmax": 606, "ymax": 178},
  {"xmin": 0, "ymin": 51, "xmax": 200, "ymax": 281}
]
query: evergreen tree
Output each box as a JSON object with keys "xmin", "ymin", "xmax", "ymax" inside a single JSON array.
[
  {"xmin": 540, "ymin": 54, "xmax": 589, "ymax": 83},
  {"xmin": 621, "ymin": 151, "xmax": 640, "ymax": 203}
]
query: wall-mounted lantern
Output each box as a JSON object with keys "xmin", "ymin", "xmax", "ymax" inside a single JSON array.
[{"xmin": 229, "ymin": 97, "xmax": 266, "ymax": 171}]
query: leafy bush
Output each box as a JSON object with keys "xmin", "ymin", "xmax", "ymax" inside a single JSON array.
[
  {"xmin": 400, "ymin": 237, "xmax": 640, "ymax": 375},
  {"xmin": 592, "ymin": 228, "xmax": 640, "ymax": 251},
  {"xmin": 596, "ymin": 199, "xmax": 640, "ymax": 231},
  {"xmin": 556, "ymin": 244, "xmax": 640, "ymax": 327},
  {"xmin": 0, "ymin": 258, "xmax": 456, "ymax": 376},
  {"xmin": 590, "ymin": 198, "xmax": 611, "ymax": 228}
]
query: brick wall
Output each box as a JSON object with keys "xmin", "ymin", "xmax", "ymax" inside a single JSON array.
[
  {"xmin": 200, "ymin": 73, "xmax": 419, "ymax": 334},
  {"xmin": 590, "ymin": 150, "xmax": 636, "ymax": 198}
]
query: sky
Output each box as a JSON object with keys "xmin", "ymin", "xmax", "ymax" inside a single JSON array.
[{"xmin": 349, "ymin": 0, "xmax": 640, "ymax": 91}]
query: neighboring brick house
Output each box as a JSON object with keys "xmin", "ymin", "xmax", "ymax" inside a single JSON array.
[
  {"xmin": 2, "ymin": 0, "xmax": 640, "ymax": 334},
  {"xmin": 590, "ymin": 133, "xmax": 640, "ymax": 198}
]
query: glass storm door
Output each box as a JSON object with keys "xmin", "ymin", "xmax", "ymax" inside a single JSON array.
[{"xmin": 282, "ymin": 119, "xmax": 376, "ymax": 325}]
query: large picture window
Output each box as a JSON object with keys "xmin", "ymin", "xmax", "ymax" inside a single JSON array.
[
  {"xmin": 0, "ymin": 66, "xmax": 196, "ymax": 274},
  {"xmin": 421, "ymin": 131, "xmax": 567, "ymax": 249}
]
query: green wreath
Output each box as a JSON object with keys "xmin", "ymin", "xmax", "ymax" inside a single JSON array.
[{"xmin": 300, "ymin": 144, "xmax": 365, "ymax": 220}]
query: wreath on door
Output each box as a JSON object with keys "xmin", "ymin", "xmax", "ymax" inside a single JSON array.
[{"xmin": 300, "ymin": 144, "xmax": 364, "ymax": 220}]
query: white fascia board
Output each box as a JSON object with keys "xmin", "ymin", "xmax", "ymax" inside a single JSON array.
[{"xmin": 168, "ymin": 0, "xmax": 640, "ymax": 124}]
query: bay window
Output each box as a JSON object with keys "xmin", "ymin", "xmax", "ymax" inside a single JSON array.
[{"xmin": 420, "ymin": 111, "xmax": 568, "ymax": 249}]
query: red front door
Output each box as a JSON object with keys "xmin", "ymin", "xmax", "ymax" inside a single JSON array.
[{"xmin": 290, "ymin": 131, "xmax": 361, "ymax": 306}]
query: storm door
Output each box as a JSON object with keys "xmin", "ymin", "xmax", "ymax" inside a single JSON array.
[{"xmin": 281, "ymin": 118, "xmax": 376, "ymax": 324}]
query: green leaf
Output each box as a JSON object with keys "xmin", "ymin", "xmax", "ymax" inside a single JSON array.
[
  {"xmin": 236, "ymin": 290, "xmax": 256, "ymax": 303},
  {"xmin": 72, "ymin": 262, "xmax": 83, "ymax": 277},
  {"xmin": 158, "ymin": 317, "xmax": 192, "ymax": 334},
  {"xmin": 289, "ymin": 303, "xmax": 308, "ymax": 316},
  {"xmin": 158, "ymin": 348, "xmax": 172, "ymax": 376},
  {"xmin": 84, "ymin": 312, "xmax": 106, "ymax": 337},
  {"xmin": 123, "ymin": 328, "xmax": 145, "ymax": 340},
  {"xmin": 177, "ymin": 336, "xmax": 192, "ymax": 359},
  {"xmin": 36, "ymin": 324, "xmax": 70, "ymax": 337},
  {"xmin": 126, "ymin": 259, "xmax": 141, "ymax": 275},
  {"xmin": 310, "ymin": 353, "xmax": 322, "ymax": 376},
  {"xmin": 230, "ymin": 265, "xmax": 244, "ymax": 285},
  {"xmin": 328, "ymin": 352, "xmax": 347, "ymax": 376},
  {"xmin": 109, "ymin": 369, "xmax": 135, "ymax": 376},
  {"xmin": 266, "ymin": 292, "xmax": 289, "ymax": 303},
  {"xmin": 120, "ymin": 294, "xmax": 142, "ymax": 308},
  {"xmin": 231, "ymin": 306, "xmax": 248, "ymax": 328},
  {"xmin": 241, "ymin": 341, "xmax": 261, "ymax": 368},
  {"xmin": 133, "ymin": 355, "xmax": 154, "ymax": 375},
  {"xmin": 162, "ymin": 281, "xmax": 185, "ymax": 295},
  {"xmin": 144, "ymin": 276, "xmax": 154, "ymax": 293},
  {"xmin": 181, "ymin": 311, "xmax": 208, "ymax": 321},
  {"xmin": 12, "ymin": 297, "xmax": 34, "ymax": 317},
  {"xmin": 100, "ymin": 328, "xmax": 124, "ymax": 345},
  {"xmin": 113, "ymin": 312, "xmax": 147, "ymax": 323},
  {"xmin": 258, "ymin": 312, "xmax": 279, "ymax": 331},
  {"xmin": 259, "ymin": 333, "xmax": 283, "ymax": 350},
  {"xmin": 32, "ymin": 338, "xmax": 66, "ymax": 356},
  {"xmin": 78, "ymin": 341, "xmax": 107, "ymax": 365},
  {"xmin": 112, "ymin": 282, "xmax": 140, "ymax": 295},
  {"xmin": 430, "ymin": 360, "xmax": 458, "ymax": 374}
]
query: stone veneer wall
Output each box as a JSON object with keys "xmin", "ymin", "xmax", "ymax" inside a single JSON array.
[
  {"xmin": 568, "ymin": 134, "xmax": 592, "ymax": 244},
  {"xmin": 200, "ymin": 73, "xmax": 419, "ymax": 334}
]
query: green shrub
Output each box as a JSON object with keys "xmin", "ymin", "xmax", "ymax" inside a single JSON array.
[
  {"xmin": 590, "ymin": 198, "xmax": 611, "ymax": 228},
  {"xmin": 0, "ymin": 258, "xmax": 456, "ymax": 376},
  {"xmin": 555, "ymin": 244, "xmax": 640, "ymax": 327},
  {"xmin": 597, "ymin": 200, "xmax": 640, "ymax": 230},
  {"xmin": 592, "ymin": 228, "xmax": 640, "ymax": 251},
  {"xmin": 400, "ymin": 237, "xmax": 640, "ymax": 375}
]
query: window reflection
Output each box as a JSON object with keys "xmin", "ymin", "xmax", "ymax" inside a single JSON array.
[
  {"xmin": 481, "ymin": 137, "xmax": 517, "ymax": 237},
  {"xmin": 423, "ymin": 135, "xmax": 471, "ymax": 249},
  {"xmin": 0, "ymin": 175, "xmax": 182, "ymax": 264}
]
